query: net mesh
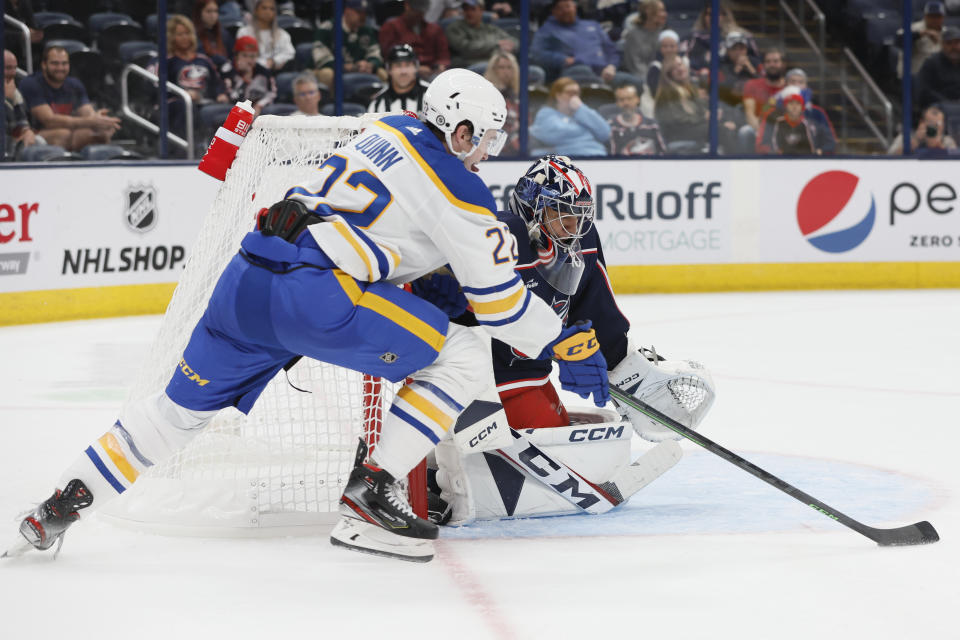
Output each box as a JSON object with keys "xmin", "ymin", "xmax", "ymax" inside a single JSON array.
[{"xmin": 109, "ymin": 114, "xmax": 398, "ymax": 531}]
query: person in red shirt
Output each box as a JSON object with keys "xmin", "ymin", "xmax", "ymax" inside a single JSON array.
[
  {"xmin": 379, "ymin": 0, "xmax": 450, "ymax": 79},
  {"xmin": 742, "ymin": 47, "xmax": 785, "ymax": 135}
]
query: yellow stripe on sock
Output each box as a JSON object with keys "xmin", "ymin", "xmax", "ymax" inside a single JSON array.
[
  {"xmin": 397, "ymin": 386, "xmax": 453, "ymax": 431},
  {"xmin": 98, "ymin": 433, "xmax": 139, "ymax": 484}
]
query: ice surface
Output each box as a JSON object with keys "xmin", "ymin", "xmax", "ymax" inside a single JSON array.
[{"xmin": 1, "ymin": 290, "xmax": 957, "ymax": 639}]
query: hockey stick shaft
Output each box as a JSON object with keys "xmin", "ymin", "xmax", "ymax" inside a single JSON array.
[{"xmin": 609, "ymin": 385, "xmax": 939, "ymax": 546}]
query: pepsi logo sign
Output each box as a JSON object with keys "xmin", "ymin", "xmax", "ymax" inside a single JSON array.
[{"xmin": 797, "ymin": 171, "xmax": 875, "ymax": 253}]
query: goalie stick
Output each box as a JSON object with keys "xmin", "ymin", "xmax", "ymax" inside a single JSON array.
[{"xmin": 609, "ymin": 384, "xmax": 940, "ymax": 546}]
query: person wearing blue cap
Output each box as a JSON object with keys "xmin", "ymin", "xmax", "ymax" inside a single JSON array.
[{"xmin": 896, "ymin": 1, "xmax": 947, "ymax": 78}]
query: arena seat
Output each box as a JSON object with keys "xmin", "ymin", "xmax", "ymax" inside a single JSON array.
[
  {"xmin": 35, "ymin": 12, "xmax": 89, "ymax": 45},
  {"xmin": 98, "ymin": 21, "xmax": 146, "ymax": 64},
  {"xmin": 342, "ymin": 73, "xmax": 384, "ymax": 105},
  {"xmin": 87, "ymin": 12, "xmax": 137, "ymax": 36},
  {"xmin": 262, "ymin": 103, "xmax": 298, "ymax": 116},
  {"xmin": 19, "ymin": 144, "xmax": 75, "ymax": 162},
  {"xmin": 277, "ymin": 15, "xmax": 314, "ymax": 47},
  {"xmin": 275, "ymin": 71, "xmax": 300, "ymax": 103},
  {"xmin": 43, "ymin": 39, "xmax": 89, "ymax": 56},
  {"xmin": 118, "ymin": 41, "xmax": 158, "ymax": 67},
  {"xmin": 80, "ymin": 144, "xmax": 142, "ymax": 161},
  {"xmin": 322, "ymin": 102, "xmax": 367, "ymax": 117},
  {"xmin": 295, "ymin": 42, "xmax": 315, "ymax": 70}
]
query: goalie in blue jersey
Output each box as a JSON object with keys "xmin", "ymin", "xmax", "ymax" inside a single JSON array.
[
  {"xmin": 6, "ymin": 71, "xmax": 612, "ymax": 563},
  {"xmin": 410, "ymin": 155, "xmax": 717, "ymax": 524}
]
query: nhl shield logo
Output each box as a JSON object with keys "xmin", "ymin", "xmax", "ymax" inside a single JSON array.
[{"xmin": 125, "ymin": 185, "xmax": 158, "ymax": 233}]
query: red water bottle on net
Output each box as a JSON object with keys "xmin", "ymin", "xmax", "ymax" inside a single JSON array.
[{"xmin": 198, "ymin": 99, "xmax": 255, "ymax": 181}]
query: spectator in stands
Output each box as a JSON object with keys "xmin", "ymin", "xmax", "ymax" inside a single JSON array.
[
  {"xmin": 530, "ymin": 77, "xmax": 610, "ymax": 156},
  {"xmin": 742, "ymin": 47, "xmax": 786, "ymax": 134},
  {"xmin": 717, "ymin": 31, "xmax": 758, "ymax": 107},
  {"xmin": 312, "ymin": 0, "xmax": 385, "ymax": 89},
  {"xmin": 770, "ymin": 87, "xmax": 828, "ymax": 155},
  {"xmin": 654, "ymin": 56, "xmax": 737, "ymax": 154},
  {"xmin": 621, "ymin": 0, "xmax": 667, "ymax": 78},
  {"xmin": 194, "ymin": 0, "xmax": 234, "ymax": 71},
  {"xmin": 917, "ymin": 26, "xmax": 960, "ymax": 109},
  {"xmin": 4, "ymin": 49, "xmax": 41, "ymax": 158},
  {"xmin": 531, "ymin": 0, "xmax": 620, "ymax": 84},
  {"xmin": 683, "ymin": 0, "xmax": 759, "ymax": 76},
  {"xmin": 897, "ymin": 1, "xmax": 945, "ymax": 79},
  {"xmin": 426, "ymin": 0, "xmax": 463, "ymax": 23},
  {"xmin": 445, "ymin": 0, "xmax": 517, "ymax": 68},
  {"xmin": 887, "ymin": 104, "xmax": 957, "ymax": 155},
  {"xmin": 291, "ymin": 72, "xmax": 322, "ymax": 116},
  {"xmin": 166, "ymin": 15, "xmax": 229, "ymax": 106},
  {"xmin": 774, "ymin": 68, "xmax": 835, "ymax": 153},
  {"xmin": 379, "ymin": 0, "xmax": 451, "ymax": 80},
  {"xmin": 484, "ymin": 50, "xmax": 520, "ymax": 156},
  {"xmin": 646, "ymin": 29, "xmax": 684, "ymax": 96},
  {"xmin": 223, "ymin": 36, "xmax": 276, "ymax": 115},
  {"xmin": 236, "ymin": 0, "xmax": 296, "ymax": 72},
  {"xmin": 18, "ymin": 45, "xmax": 121, "ymax": 152},
  {"xmin": 606, "ymin": 83, "xmax": 666, "ymax": 155},
  {"xmin": 367, "ymin": 44, "xmax": 431, "ymax": 113}
]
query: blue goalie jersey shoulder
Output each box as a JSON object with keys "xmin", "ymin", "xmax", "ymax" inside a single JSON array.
[{"xmin": 375, "ymin": 115, "xmax": 498, "ymax": 217}]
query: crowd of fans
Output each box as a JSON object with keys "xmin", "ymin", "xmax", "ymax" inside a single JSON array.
[{"xmin": 2, "ymin": 0, "xmax": 958, "ymax": 160}]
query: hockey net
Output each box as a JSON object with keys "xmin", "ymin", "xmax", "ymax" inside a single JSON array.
[{"xmin": 102, "ymin": 114, "xmax": 423, "ymax": 535}]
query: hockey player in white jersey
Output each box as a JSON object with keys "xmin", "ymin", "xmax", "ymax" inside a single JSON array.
[{"xmin": 5, "ymin": 69, "xmax": 610, "ymax": 563}]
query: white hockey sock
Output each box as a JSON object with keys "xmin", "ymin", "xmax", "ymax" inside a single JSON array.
[
  {"xmin": 57, "ymin": 392, "xmax": 216, "ymax": 511},
  {"xmin": 373, "ymin": 325, "xmax": 490, "ymax": 479}
]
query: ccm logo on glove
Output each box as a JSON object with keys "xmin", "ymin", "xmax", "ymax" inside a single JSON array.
[{"xmin": 551, "ymin": 328, "xmax": 599, "ymax": 361}]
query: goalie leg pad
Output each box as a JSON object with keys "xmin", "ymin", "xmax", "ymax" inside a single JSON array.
[{"xmin": 435, "ymin": 409, "xmax": 635, "ymax": 523}]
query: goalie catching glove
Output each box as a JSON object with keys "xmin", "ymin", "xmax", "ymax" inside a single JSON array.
[
  {"xmin": 608, "ymin": 345, "xmax": 716, "ymax": 442},
  {"xmin": 540, "ymin": 320, "xmax": 609, "ymax": 407}
]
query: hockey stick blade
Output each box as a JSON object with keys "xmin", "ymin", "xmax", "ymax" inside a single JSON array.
[{"xmin": 609, "ymin": 384, "xmax": 940, "ymax": 547}]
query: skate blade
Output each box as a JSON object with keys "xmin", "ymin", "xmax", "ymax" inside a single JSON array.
[
  {"xmin": 2, "ymin": 536, "xmax": 35, "ymax": 559},
  {"xmin": 330, "ymin": 518, "xmax": 434, "ymax": 563}
]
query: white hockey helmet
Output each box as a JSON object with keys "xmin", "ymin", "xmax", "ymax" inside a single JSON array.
[{"xmin": 421, "ymin": 68, "xmax": 509, "ymax": 163}]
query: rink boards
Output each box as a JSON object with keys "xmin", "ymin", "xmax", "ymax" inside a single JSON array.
[{"xmin": 1, "ymin": 158, "xmax": 958, "ymax": 325}]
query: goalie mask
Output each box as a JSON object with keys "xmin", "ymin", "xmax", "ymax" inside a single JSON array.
[{"xmin": 509, "ymin": 155, "xmax": 595, "ymax": 294}]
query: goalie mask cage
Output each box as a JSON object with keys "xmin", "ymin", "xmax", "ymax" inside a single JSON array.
[{"xmin": 101, "ymin": 114, "xmax": 426, "ymax": 536}]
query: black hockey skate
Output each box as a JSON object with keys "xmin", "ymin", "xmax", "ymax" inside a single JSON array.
[
  {"xmin": 3, "ymin": 479, "xmax": 93, "ymax": 558},
  {"xmin": 330, "ymin": 440, "xmax": 438, "ymax": 563}
]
